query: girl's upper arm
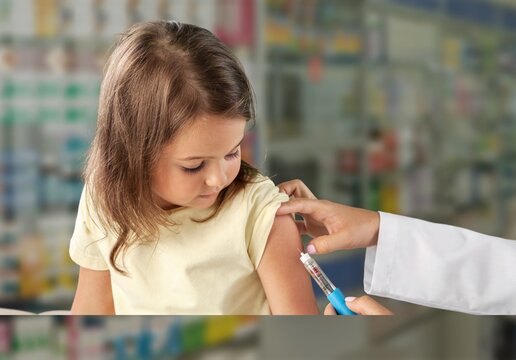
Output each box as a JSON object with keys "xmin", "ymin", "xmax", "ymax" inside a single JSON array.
[
  {"xmin": 71, "ymin": 267, "xmax": 116, "ymax": 315},
  {"xmin": 257, "ymin": 214, "xmax": 320, "ymax": 314}
]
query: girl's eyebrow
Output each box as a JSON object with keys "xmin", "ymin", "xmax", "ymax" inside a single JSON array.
[{"xmin": 178, "ymin": 137, "xmax": 244, "ymax": 161}]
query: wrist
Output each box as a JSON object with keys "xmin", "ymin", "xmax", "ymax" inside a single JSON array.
[{"xmin": 369, "ymin": 210, "xmax": 380, "ymax": 247}]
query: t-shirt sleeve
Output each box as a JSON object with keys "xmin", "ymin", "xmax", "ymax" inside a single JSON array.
[
  {"xmin": 245, "ymin": 177, "xmax": 290, "ymax": 269},
  {"xmin": 69, "ymin": 187, "xmax": 110, "ymax": 271}
]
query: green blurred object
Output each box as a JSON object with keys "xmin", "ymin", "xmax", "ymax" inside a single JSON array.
[{"xmin": 180, "ymin": 320, "xmax": 206, "ymax": 353}]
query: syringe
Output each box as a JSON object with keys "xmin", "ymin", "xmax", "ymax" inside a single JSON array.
[{"xmin": 300, "ymin": 251, "xmax": 356, "ymax": 315}]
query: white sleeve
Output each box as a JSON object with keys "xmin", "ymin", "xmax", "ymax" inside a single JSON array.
[{"xmin": 364, "ymin": 211, "xmax": 516, "ymax": 315}]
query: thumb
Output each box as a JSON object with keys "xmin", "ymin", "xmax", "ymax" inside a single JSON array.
[
  {"xmin": 308, "ymin": 232, "xmax": 351, "ymax": 254},
  {"xmin": 345, "ymin": 296, "xmax": 393, "ymax": 316},
  {"xmin": 323, "ymin": 303, "xmax": 337, "ymax": 315}
]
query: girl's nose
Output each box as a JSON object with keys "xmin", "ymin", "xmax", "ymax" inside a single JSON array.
[{"xmin": 205, "ymin": 161, "xmax": 227, "ymax": 188}]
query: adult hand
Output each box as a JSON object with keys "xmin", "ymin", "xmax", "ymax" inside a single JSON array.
[
  {"xmin": 277, "ymin": 179, "xmax": 380, "ymax": 254},
  {"xmin": 324, "ymin": 296, "xmax": 393, "ymax": 315}
]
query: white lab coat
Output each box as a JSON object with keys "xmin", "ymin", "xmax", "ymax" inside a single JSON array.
[{"xmin": 364, "ymin": 212, "xmax": 516, "ymax": 315}]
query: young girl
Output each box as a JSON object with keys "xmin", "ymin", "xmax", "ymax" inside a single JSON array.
[{"xmin": 69, "ymin": 21, "xmax": 319, "ymax": 314}]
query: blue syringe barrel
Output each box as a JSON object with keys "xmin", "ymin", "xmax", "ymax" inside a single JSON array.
[{"xmin": 327, "ymin": 288, "xmax": 355, "ymax": 315}]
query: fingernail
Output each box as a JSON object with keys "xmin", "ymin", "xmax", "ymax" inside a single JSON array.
[
  {"xmin": 306, "ymin": 244, "xmax": 317, "ymax": 254},
  {"xmin": 345, "ymin": 297, "xmax": 356, "ymax": 302}
]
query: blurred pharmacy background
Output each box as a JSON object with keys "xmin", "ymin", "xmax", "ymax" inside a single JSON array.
[{"xmin": 1, "ymin": 0, "xmax": 516, "ymax": 358}]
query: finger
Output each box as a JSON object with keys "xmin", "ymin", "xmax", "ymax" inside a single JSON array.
[
  {"xmin": 278, "ymin": 179, "xmax": 312, "ymax": 197},
  {"xmin": 345, "ymin": 296, "xmax": 393, "ymax": 316},
  {"xmin": 276, "ymin": 198, "xmax": 325, "ymax": 220},
  {"xmin": 323, "ymin": 303, "xmax": 337, "ymax": 315},
  {"xmin": 308, "ymin": 231, "xmax": 354, "ymax": 254},
  {"xmin": 277, "ymin": 179, "xmax": 317, "ymax": 199},
  {"xmin": 277, "ymin": 180, "xmax": 298, "ymax": 196}
]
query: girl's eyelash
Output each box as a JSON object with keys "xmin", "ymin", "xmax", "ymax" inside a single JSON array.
[
  {"xmin": 182, "ymin": 150, "xmax": 240, "ymax": 174},
  {"xmin": 225, "ymin": 149, "xmax": 240, "ymax": 159},
  {"xmin": 183, "ymin": 162, "xmax": 205, "ymax": 173}
]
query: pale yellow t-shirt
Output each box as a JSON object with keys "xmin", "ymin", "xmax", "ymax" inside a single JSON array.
[{"xmin": 69, "ymin": 175, "xmax": 289, "ymax": 314}]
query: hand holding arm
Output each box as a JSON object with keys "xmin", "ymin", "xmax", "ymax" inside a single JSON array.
[
  {"xmin": 277, "ymin": 179, "xmax": 380, "ymax": 253},
  {"xmin": 276, "ymin": 180, "xmax": 394, "ymax": 315}
]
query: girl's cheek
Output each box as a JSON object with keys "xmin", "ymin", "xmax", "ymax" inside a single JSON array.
[{"xmin": 232, "ymin": 162, "xmax": 242, "ymax": 178}]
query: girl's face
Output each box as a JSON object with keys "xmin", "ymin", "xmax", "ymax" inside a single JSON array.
[{"xmin": 151, "ymin": 114, "xmax": 246, "ymax": 210}]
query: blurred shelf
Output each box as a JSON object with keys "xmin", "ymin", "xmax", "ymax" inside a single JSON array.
[
  {"xmin": 0, "ymin": 295, "xmax": 72, "ymax": 314},
  {"xmin": 172, "ymin": 322, "xmax": 258, "ymax": 360}
]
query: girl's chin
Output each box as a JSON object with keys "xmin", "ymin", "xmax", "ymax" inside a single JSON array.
[
  {"xmin": 159, "ymin": 193, "xmax": 220, "ymax": 210},
  {"xmin": 192, "ymin": 193, "xmax": 219, "ymax": 207}
]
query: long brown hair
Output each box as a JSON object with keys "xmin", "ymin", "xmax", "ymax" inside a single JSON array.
[{"xmin": 84, "ymin": 21, "xmax": 259, "ymax": 273}]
